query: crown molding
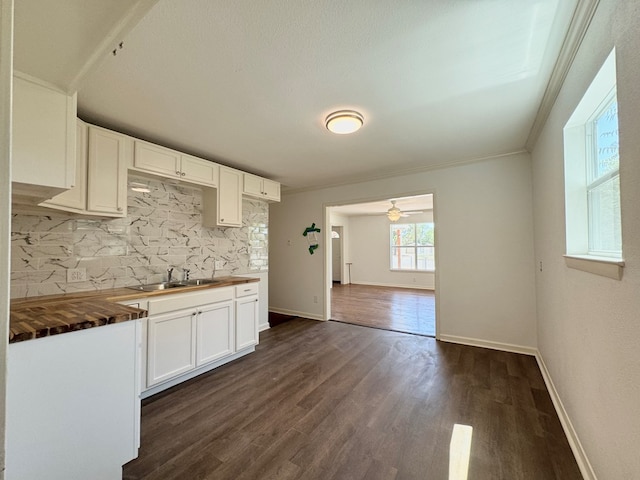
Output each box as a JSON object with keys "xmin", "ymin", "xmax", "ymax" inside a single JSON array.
[{"xmin": 525, "ymin": 0, "xmax": 601, "ymax": 151}]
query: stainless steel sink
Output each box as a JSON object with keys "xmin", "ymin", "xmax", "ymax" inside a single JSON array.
[
  {"xmin": 176, "ymin": 278, "xmax": 221, "ymax": 286},
  {"xmin": 127, "ymin": 278, "xmax": 220, "ymax": 291},
  {"xmin": 127, "ymin": 282, "xmax": 187, "ymax": 292}
]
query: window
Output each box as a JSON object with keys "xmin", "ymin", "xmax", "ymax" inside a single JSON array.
[
  {"xmin": 564, "ymin": 48, "xmax": 622, "ymax": 261},
  {"xmin": 586, "ymin": 97, "xmax": 620, "ymax": 254},
  {"xmin": 390, "ymin": 222, "xmax": 435, "ymax": 271}
]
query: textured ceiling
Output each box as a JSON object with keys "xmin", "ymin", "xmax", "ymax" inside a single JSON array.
[{"xmin": 74, "ymin": 0, "xmax": 578, "ymax": 191}]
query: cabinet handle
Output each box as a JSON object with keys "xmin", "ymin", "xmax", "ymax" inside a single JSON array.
[
  {"xmin": 117, "ymin": 207, "xmax": 123, "ymax": 211},
  {"xmin": 181, "ymin": 172, "xmax": 186, "ymax": 176},
  {"xmin": 192, "ymin": 312, "xmax": 197, "ymax": 316},
  {"xmin": 221, "ymin": 218, "xmax": 224, "ymax": 222},
  {"xmin": 244, "ymin": 289, "xmax": 251, "ymax": 292},
  {"xmin": 176, "ymin": 171, "xmax": 181, "ymax": 176},
  {"xmin": 254, "ymin": 299, "xmax": 258, "ymax": 302}
]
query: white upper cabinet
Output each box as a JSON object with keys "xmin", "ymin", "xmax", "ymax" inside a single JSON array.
[
  {"xmin": 180, "ymin": 154, "xmax": 219, "ymax": 187},
  {"xmin": 243, "ymin": 173, "xmax": 280, "ymax": 202},
  {"xmin": 203, "ymin": 167, "xmax": 243, "ymax": 228},
  {"xmin": 41, "ymin": 121, "xmax": 130, "ymax": 217},
  {"xmin": 86, "ymin": 125, "xmax": 129, "ymax": 215},
  {"xmin": 133, "ymin": 140, "xmax": 218, "ymax": 187},
  {"xmin": 12, "ymin": 73, "xmax": 77, "ymax": 202}
]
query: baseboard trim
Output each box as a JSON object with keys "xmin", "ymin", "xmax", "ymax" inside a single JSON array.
[
  {"xmin": 350, "ymin": 281, "xmax": 434, "ymax": 291},
  {"xmin": 535, "ymin": 351, "xmax": 597, "ymax": 480},
  {"xmin": 258, "ymin": 323, "xmax": 270, "ymax": 332},
  {"xmin": 438, "ymin": 334, "xmax": 537, "ymax": 356},
  {"xmin": 268, "ymin": 307, "xmax": 324, "ymax": 321}
]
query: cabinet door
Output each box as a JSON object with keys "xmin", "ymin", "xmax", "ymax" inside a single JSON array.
[
  {"xmin": 133, "ymin": 140, "xmax": 181, "ymax": 179},
  {"xmin": 243, "ymin": 173, "xmax": 263, "ymax": 197},
  {"xmin": 196, "ymin": 300, "xmax": 234, "ymax": 366},
  {"xmin": 12, "ymin": 74, "xmax": 77, "ymax": 196},
  {"xmin": 40, "ymin": 119, "xmax": 88, "ymax": 212},
  {"xmin": 87, "ymin": 126, "xmax": 129, "ymax": 216},
  {"xmin": 218, "ymin": 167, "xmax": 243, "ymax": 227},
  {"xmin": 147, "ymin": 309, "xmax": 197, "ymax": 387},
  {"xmin": 262, "ymin": 178, "xmax": 281, "ymax": 201},
  {"xmin": 236, "ymin": 295, "xmax": 259, "ymax": 350},
  {"xmin": 181, "ymin": 154, "xmax": 219, "ymax": 187}
]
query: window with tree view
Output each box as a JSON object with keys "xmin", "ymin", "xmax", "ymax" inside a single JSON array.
[
  {"xmin": 390, "ymin": 223, "xmax": 435, "ymax": 271},
  {"xmin": 587, "ymin": 96, "xmax": 620, "ymax": 254}
]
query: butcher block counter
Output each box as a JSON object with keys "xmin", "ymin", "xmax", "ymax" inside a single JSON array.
[{"xmin": 9, "ymin": 276, "xmax": 259, "ymax": 343}]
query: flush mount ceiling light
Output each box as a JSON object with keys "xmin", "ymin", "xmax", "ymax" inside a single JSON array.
[
  {"xmin": 325, "ymin": 110, "xmax": 364, "ymax": 134},
  {"xmin": 387, "ymin": 200, "xmax": 402, "ymax": 222}
]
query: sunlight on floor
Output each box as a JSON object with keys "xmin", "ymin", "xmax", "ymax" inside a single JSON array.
[{"xmin": 449, "ymin": 424, "xmax": 473, "ymax": 480}]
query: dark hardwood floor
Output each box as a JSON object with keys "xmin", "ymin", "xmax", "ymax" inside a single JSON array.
[
  {"xmin": 331, "ymin": 283, "xmax": 436, "ymax": 336},
  {"xmin": 123, "ymin": 319, "xmax": 581, "ymax": 480}
]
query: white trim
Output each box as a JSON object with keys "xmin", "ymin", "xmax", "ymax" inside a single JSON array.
[
  {"xmin": 268, "ymin": 307, "xmax": 325, "ymax": 321},
  {"xmin": 526, "ymin": 0, "xmax": 601, "ymax": 150},
  {"xmin": 258, "ymin": 323, "xmax": 271, "ymax": 332},
  {"xmin": 563, "ymin": 254, "xmax": 624, "ymax": 280},
  {"xmin": 438, "ymin": 334, "xmax": 537, "ymax": 356},
  {"xmin": 535, "ymin": 352, "xmax": 597, "ymax": 480},
  {"xmin": 351, "ymin": 281, "xmax": 434, "ymax": 291}
]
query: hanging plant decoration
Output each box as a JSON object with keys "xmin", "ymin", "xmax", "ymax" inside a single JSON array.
[{"xmin": 303, "ymin": 223, "xmax": 321, "ymax": 254}]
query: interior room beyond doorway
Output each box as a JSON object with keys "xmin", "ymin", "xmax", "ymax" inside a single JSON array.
[{"xmin": 328, "ymin": 194, "xmax": 436, "ymax": 337}]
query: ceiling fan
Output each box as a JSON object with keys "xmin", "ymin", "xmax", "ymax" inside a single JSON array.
[{"xmin": 387, "ymin": 200, "xmax": 423, "ymax": 222}]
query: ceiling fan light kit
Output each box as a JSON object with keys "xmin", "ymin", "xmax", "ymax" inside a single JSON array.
[
  {"xmin": 387, "ymin": 200, "xmax": 402, "ymax": 222},
  {"xmin": 325, "ymin": 110, "xmax": 364, "ymax": 134}
]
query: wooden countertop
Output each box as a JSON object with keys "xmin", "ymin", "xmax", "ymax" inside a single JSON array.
[{"xmin": 9, "ymin": 276, "xmax": 259, "ymax": 344}]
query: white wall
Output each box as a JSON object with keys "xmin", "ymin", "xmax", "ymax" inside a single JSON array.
[
  {"xmin": 270, "ymin": 152, "xmax": 538, "ymax": 349},
  {"xmin": 0, "ymin": 1, "xmax": 13, "ymax": 476},
  {"xmin": 531, "ymin": 1, "xmax": 640, "ymax": 478},
  {"xmin": 347, "ymin": 211, "xmax": 435, "ymax": 289}
]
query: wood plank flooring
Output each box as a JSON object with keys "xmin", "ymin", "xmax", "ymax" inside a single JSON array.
[
  {"xmin": 331, "ymin": 283, "xmax": 436, "ymax": 336},
  {"xmin": 123, "ymin": 319, "xmax": 582, "ymax": 480}
]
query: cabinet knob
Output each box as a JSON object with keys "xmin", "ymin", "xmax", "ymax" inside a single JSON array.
[
  {"xmin": 117, "ymin": 207, "xmax": 123, "ymax": 211},
  {"xmin": 181, "ymin": 172, "xmax": 186, "ymax": 176},
  {"xmin": 176, "ymin": 171, "xmax": 181, "ymax": 176}
]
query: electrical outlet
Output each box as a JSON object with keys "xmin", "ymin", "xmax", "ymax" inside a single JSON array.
[
  {"xmin": 67, "ymin": 268, "xmax": 86, "ymax": 283},
  {"xmin": 215, "ymin": 260, "xmax": 224, "ymax": 270}
]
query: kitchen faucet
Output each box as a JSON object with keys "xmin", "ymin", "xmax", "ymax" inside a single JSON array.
[{"xmin": 167, "ymin": 267, "xmax": 174, "ymax": 283}]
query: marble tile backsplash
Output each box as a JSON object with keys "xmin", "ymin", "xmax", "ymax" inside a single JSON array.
[{"xmin": 11, "ymin": 175, "xmax": 269, "ymax": 298}]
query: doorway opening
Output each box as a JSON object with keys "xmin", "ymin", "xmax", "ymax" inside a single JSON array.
[{"xmin": 325, "ymin": 193, "xmax": 437, "ymax": 337}]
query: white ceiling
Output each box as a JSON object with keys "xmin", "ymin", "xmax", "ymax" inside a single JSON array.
[
  {"xmin": 16, "ymin": 0, "xmax": 580, "ymax": 192},
  {"xmin": 331, "ymin": 194, "xmax": 433, "ymax": 216}
]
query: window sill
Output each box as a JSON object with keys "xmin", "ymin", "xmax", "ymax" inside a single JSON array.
[
  {"xmin": 389, "ymin": 269, "xmax": 435, "ymax": 274},
  {"xmin": 563, "ymin": 254, "xmax": 624, "ymax": 280}
]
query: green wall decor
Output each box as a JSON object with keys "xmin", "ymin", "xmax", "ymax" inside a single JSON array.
[{"xmin": 303, "ymin": 223, "xmax": 321, "ymax": 254}]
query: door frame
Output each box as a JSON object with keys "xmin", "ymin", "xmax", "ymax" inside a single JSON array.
[{"xmin": 322, "ymin": 190, "xmax": 440, "ymax": 339}]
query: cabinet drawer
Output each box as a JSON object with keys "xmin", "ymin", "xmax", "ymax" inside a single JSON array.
[
  {"xmin": 235, "ymin": 283, "xmax": 258, "ymax": 298},
  {"xmin": 149, "ymin": 287, "xmax": 233, "ymax": 315}
]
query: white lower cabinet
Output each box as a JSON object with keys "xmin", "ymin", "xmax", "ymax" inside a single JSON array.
[
  {"xmin": 143, "ymin": 283, "xmax": 258, "ymax": 395},
  {"xmin": 146, "ymin": 308, "xmax": 197, "ymax": 387},
  {"xmin": 236, "ymin": 294, "xmax": 259, "ymax": 350},
  {"xmin": 196, "ymin": 300, "xmax": 234, "ymax": 366}
]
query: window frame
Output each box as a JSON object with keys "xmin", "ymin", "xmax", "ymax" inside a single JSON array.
[
  {"xmin": 563, "ymin": 48, "xmax": 624, "ymax": 279},
  {"xmin": 389, "ymin": 222, "xmax": 435, "ymax": 272}
]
